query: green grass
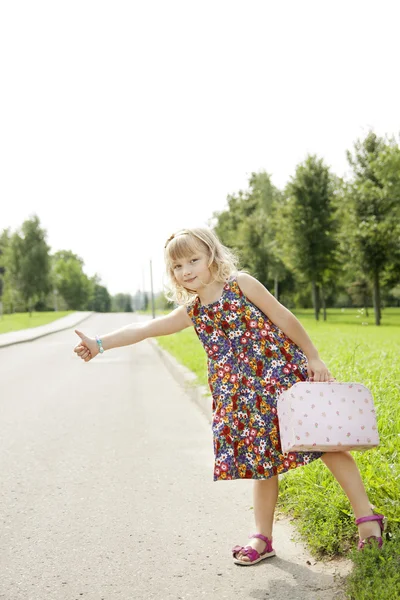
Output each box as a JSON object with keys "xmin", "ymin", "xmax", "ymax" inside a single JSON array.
[
  {"xmin": 292, "ymin": 306, "xmax": 400, "ymax": 328},
  {"xmin": 157, "ymin": 307, "xmax": 400, "ymax": 599},
  {"xmin": 346, "ymin": 540, "xmax": 400, "ymax": 599},
  {"xmin": 157, "ymin": 327, "xmax": 209, "ymax": 388},
  {"xmin": 0, "ymin": 311, "xmax": 74, "ymax": 334}
]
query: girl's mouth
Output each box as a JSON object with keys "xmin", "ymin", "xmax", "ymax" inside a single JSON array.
[{"xmin": 185, "ymin": 276, "xmax": 197, "ymax": 283}]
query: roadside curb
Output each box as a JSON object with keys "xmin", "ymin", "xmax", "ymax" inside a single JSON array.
[
  {"xmin": 148, "ymin": 338, "xmax": 212, "ymax": 424},
  {"xmin": 0, "ymin": 312, "xmax": 94, "ymax": 349}
]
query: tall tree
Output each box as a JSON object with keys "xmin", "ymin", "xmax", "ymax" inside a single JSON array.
[
  {"xmin": 0, "ymin": 228, "xmax": 21, "ymax": 313},
  {"xmin": 8, "ymin": 216, "xmax": 51, "ymax": 314},
  {"xmin": 281, "ymin": 155, "xmax": 339, "ymax": 320},
  {"xmin": 89, "ymin": 280, "xmax": 111, "ymax": 312},
  {"xmin": 112, "ymin": 293, "xmax": 133, "ymax": 312},
  {"xmin": 0, "ymin": 238, "xmax": 6, "ymax": 316},
  {"xmin": 52, "ymin": 250, "xmax": 92, "ymax": 310},
  {"xmin": 0, "ymin": 230, "xmax": 9, "ymax": 302},
  {"xmin": 214, "ymin": 171, "xmax": 289, "ymax": 297},
  {"xmin": 345, "ymin": 131, "xmax": 400, "ymax": 325}
]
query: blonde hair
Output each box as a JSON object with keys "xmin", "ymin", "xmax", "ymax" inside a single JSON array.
[{"xmin": 164, "ymin": 227, "xmax": 239, "ymax": 305}]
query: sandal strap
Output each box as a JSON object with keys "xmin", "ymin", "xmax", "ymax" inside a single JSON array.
[
  {"xmin": 249, "ymin": 533, "xmax": 272, "ymax": 543},
  {"xmin": 232, "ymin": 545, "xmax": 260, "ymax": 561},
  {"xmin": 241, "ymin": 546, "xmax": 260, "ymax": 561},
  {"xmin": 249, "ymin": 533, "xmax": 273, "ymax": 553},
  {"xmin": 355, "ymin": 513, "xmax": 384, "ymax": 528}
]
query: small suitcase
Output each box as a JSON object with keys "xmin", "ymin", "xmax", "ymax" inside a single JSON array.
[{"xmin": 277, "ymin": 381, "xmax": 379, "ymax": 453}]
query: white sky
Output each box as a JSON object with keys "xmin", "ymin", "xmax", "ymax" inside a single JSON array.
[{"xmin": 1, "ymin": 1, "xmax": 399, "ymax": 295}]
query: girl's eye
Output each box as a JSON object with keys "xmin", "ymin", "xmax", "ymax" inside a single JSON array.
[
  {"xmin": 191, "ymin": 258, "xmax": 198, "ymax": 263},
  {"xmin": 173, "ymin": 265, "xmax": 181, "ymax": 270}
]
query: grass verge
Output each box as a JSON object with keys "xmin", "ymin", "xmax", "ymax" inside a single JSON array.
[{"xmin": 0, "ymin": 311, "xmax": 74, "ymax": 334}]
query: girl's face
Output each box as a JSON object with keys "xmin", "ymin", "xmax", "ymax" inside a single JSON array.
[{"xmin": 171, "ymin": 248, "xmax": 212, "ymax": 292}]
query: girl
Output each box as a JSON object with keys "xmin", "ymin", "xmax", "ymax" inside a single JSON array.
[{"xmin": 74, "ymin": 227, "xmax": 384, "ymax": 565}]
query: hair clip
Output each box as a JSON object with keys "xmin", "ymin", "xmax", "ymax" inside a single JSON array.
[
  {"xmin": 164, "ymin": 233, "xmax": 175, "ymax": 249},
  {"xmin": 165, "ymin": 230, "xmax": 188, "ymax": 249}
]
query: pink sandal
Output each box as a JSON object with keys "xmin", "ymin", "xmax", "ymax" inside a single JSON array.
[
  {"xmin": 232, "ymin": 533, "xmax": 276, "ymax": 566},
  {"xmin": 355, "ymin": 511, "xmax": 385, "ymax": 550}
]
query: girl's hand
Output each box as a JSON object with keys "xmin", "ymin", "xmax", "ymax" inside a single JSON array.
[
  {"xmin": 307, "ymin": 357, "xmax": 335, "ymax": 382},
  {"xmin": 74, "ymin": 330, "xmax": 99, "ymax": 362}
]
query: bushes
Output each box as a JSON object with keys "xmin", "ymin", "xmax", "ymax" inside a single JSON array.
[{"xmin": 346, "ymin": 536, "xmax": 400, "ymax": 600}]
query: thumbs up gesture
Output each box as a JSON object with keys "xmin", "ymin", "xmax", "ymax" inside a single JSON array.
[{"xmin": 74, "ymin": 330, "xmax": 99, "ymax": 362}]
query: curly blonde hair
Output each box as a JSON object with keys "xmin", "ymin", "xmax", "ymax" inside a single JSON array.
[{"xmin": 164, "ymin": 227, "xmax": 239, "ymax": 305}]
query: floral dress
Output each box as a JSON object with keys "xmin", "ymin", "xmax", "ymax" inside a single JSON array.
[{"xmin": 187, "ymin": 277, "xmax": 322, "ymax": 481}]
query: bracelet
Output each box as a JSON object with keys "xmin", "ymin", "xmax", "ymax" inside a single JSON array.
[{"xmin": 95, "ymin": 336, "xmax": 104, "ymax": 354}]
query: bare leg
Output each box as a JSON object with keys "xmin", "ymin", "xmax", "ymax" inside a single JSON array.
[
  {"xmin": 321, "ymin": 451, "xmax": 382, "ymax": 540},
  {"xmin": 236, "ymin": 475, "xmax": 278, "ymax": 561}
]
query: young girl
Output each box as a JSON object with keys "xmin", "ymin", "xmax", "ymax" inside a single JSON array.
[{"xmin": 74, "ymin": 227, "xmax": 384, "ymax": 565}]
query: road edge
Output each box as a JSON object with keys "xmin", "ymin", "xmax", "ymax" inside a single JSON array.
[{"xmin": 0, "ymin": 312, "xmax": 94, "ymax": 349}]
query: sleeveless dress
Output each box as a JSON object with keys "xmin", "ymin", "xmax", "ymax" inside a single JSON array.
[{"xmin": 187, "ymin": 276, "xmax": 322, "ymax": 481}]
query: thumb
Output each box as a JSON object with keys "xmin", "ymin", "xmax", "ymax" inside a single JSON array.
[{"xmin": 75, "ymin": 329, "xmax": 86, "ymax": 340}]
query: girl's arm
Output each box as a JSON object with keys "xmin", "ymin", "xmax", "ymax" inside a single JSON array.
[
  {"xmin": 236, "ymin": 273, "xmax": 333, "ymax": 381},
  {"xmin": 99, "ymin": 305, "xmax": 192, "ymax": 349},
  {"xmin": 74, "ymin": 305, "xmax": 192, "ymax": 362}
]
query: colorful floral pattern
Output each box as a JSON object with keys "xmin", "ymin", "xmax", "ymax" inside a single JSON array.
[{"xmin": 187, "ymin": 277, "xmax": 322, "ymax": 481}]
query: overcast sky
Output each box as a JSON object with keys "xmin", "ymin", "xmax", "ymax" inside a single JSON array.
[{"xmin": 1, "ymin": 1, "xmax": 399, "ymax": 295}]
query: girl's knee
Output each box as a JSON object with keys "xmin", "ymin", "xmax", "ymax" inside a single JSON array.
[{"xmin": 254, "ymin": 475, "xmax": 278, "ymax": 487}]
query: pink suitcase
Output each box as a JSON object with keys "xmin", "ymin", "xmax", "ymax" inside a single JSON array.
[{"xmin": 277, "ymin": 381, "xmax": 379, "ymax": 453}]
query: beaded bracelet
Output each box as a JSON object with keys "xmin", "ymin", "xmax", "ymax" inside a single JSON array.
[{"xmin": 95, "ymin": 336, "xmax": 104, "ymax": 354}]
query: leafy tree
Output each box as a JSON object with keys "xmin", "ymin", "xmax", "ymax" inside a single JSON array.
[
  {"xmin": 53, "ymin": 250, "xmax": 92, "ymax": 310},
  {"xmin": 0, "ymin": 230, "xmax": 8, "ymax": 304},
  {"xmin": 8, "ymin": 216, "xmax": 51, "ymax": 314},
  {"xmin": 214, "ymin": 171, "xmax": 290, "ymax": 298},
  {"xmin": 143, "ymin": 291, "xmax": 149, "ymax": 311},
  {"xmin": 0, "ymin": 229, "xmax": 22, "ymax": 313},
  {"xmin": 112, "ymin": 293, "xmax": 133, "ymax": 312},
  {"xmin": 90, "ymin": 282, "xmax": 111, "ymax": 312},
  {"xmin": 344, "ymin": 131, "xmax": 400, "ymax": 325},
  {"xmin": 155, "ymin": 292, "xmax": 174, "ymax": 311},
  {"xmin": 124, "ymin": 295, "xmax": 133, "ymax": 312},
  {"xmin": 280, "ymin": 156, "xmax": 339, "ymax": 320},
  {"xmin": 0, "ymin": 245, "xmax": 5, "ymax": 315}
]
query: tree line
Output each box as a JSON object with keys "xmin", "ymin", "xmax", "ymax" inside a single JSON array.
[
  {"xmin": 1, "ymin": 131, "xmax": 399, "ymax": 324},
  {"xmin": 212, "ymin": 131, "xmax": 400, "ymax": 325},
  {"xmin": 0, "ymin": 216, "xmax": 133, "ymax": 315}
]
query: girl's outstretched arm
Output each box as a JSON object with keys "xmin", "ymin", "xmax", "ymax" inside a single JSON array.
[
  {"xmin": 74, "ymin": 306, "xmax": 192, "ymax": 362},
  {"xmin": 236, "ymin": 273, "xmax": 333, "ymax": 382}
]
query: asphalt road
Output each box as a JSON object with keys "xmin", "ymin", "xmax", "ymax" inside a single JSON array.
[{"xmin": 0, "ymin": 313, "xmax": 349, "ymax": 600}]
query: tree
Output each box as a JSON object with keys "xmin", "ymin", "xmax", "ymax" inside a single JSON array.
[
  {"xmin": 280, "ymin": 156, "xmax": 339, "ymax": 320},
  {"xmin": 8, "ymin": 216, "xmax": 51, "ymax": 314},
  {"xmin": 213, "ymin": 171, "xmax": 289, "ymax": 298},
  {"xmin": 0, "ymin": 230, "xmax": 8, "ymax": 306},
  {"xmin": 155, "ymin": 291, "xmax": 174, "ymax": 311},
  {"xmin": 112, "ymin": 293, "xmax": 133, "ymax": 312},
  {"xmin": 143, "ymin": 291, "xmax": 149, "ymax": 311},
  {"xmin": 0, "ymin": 246, "xmax": 5, "ymax": 316},
  {"xmin": 344, "ymin": 131, "xmax": 400, "ymax": 325},
  {"xmin": 52, "ymin": 250, "xmax": 92, "ymax": 310},
  {"xmin": 90, "ymin": 282, "xmax": 111, "ymax": 312}
]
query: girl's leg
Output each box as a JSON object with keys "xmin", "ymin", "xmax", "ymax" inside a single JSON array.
[
  {"xmin": 321, "ymin": 451, "xmax": 382, "ymax": 540},
  {"xmin": 236, "ymin": 475, "xmax": 278, "ymax": 561}
]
